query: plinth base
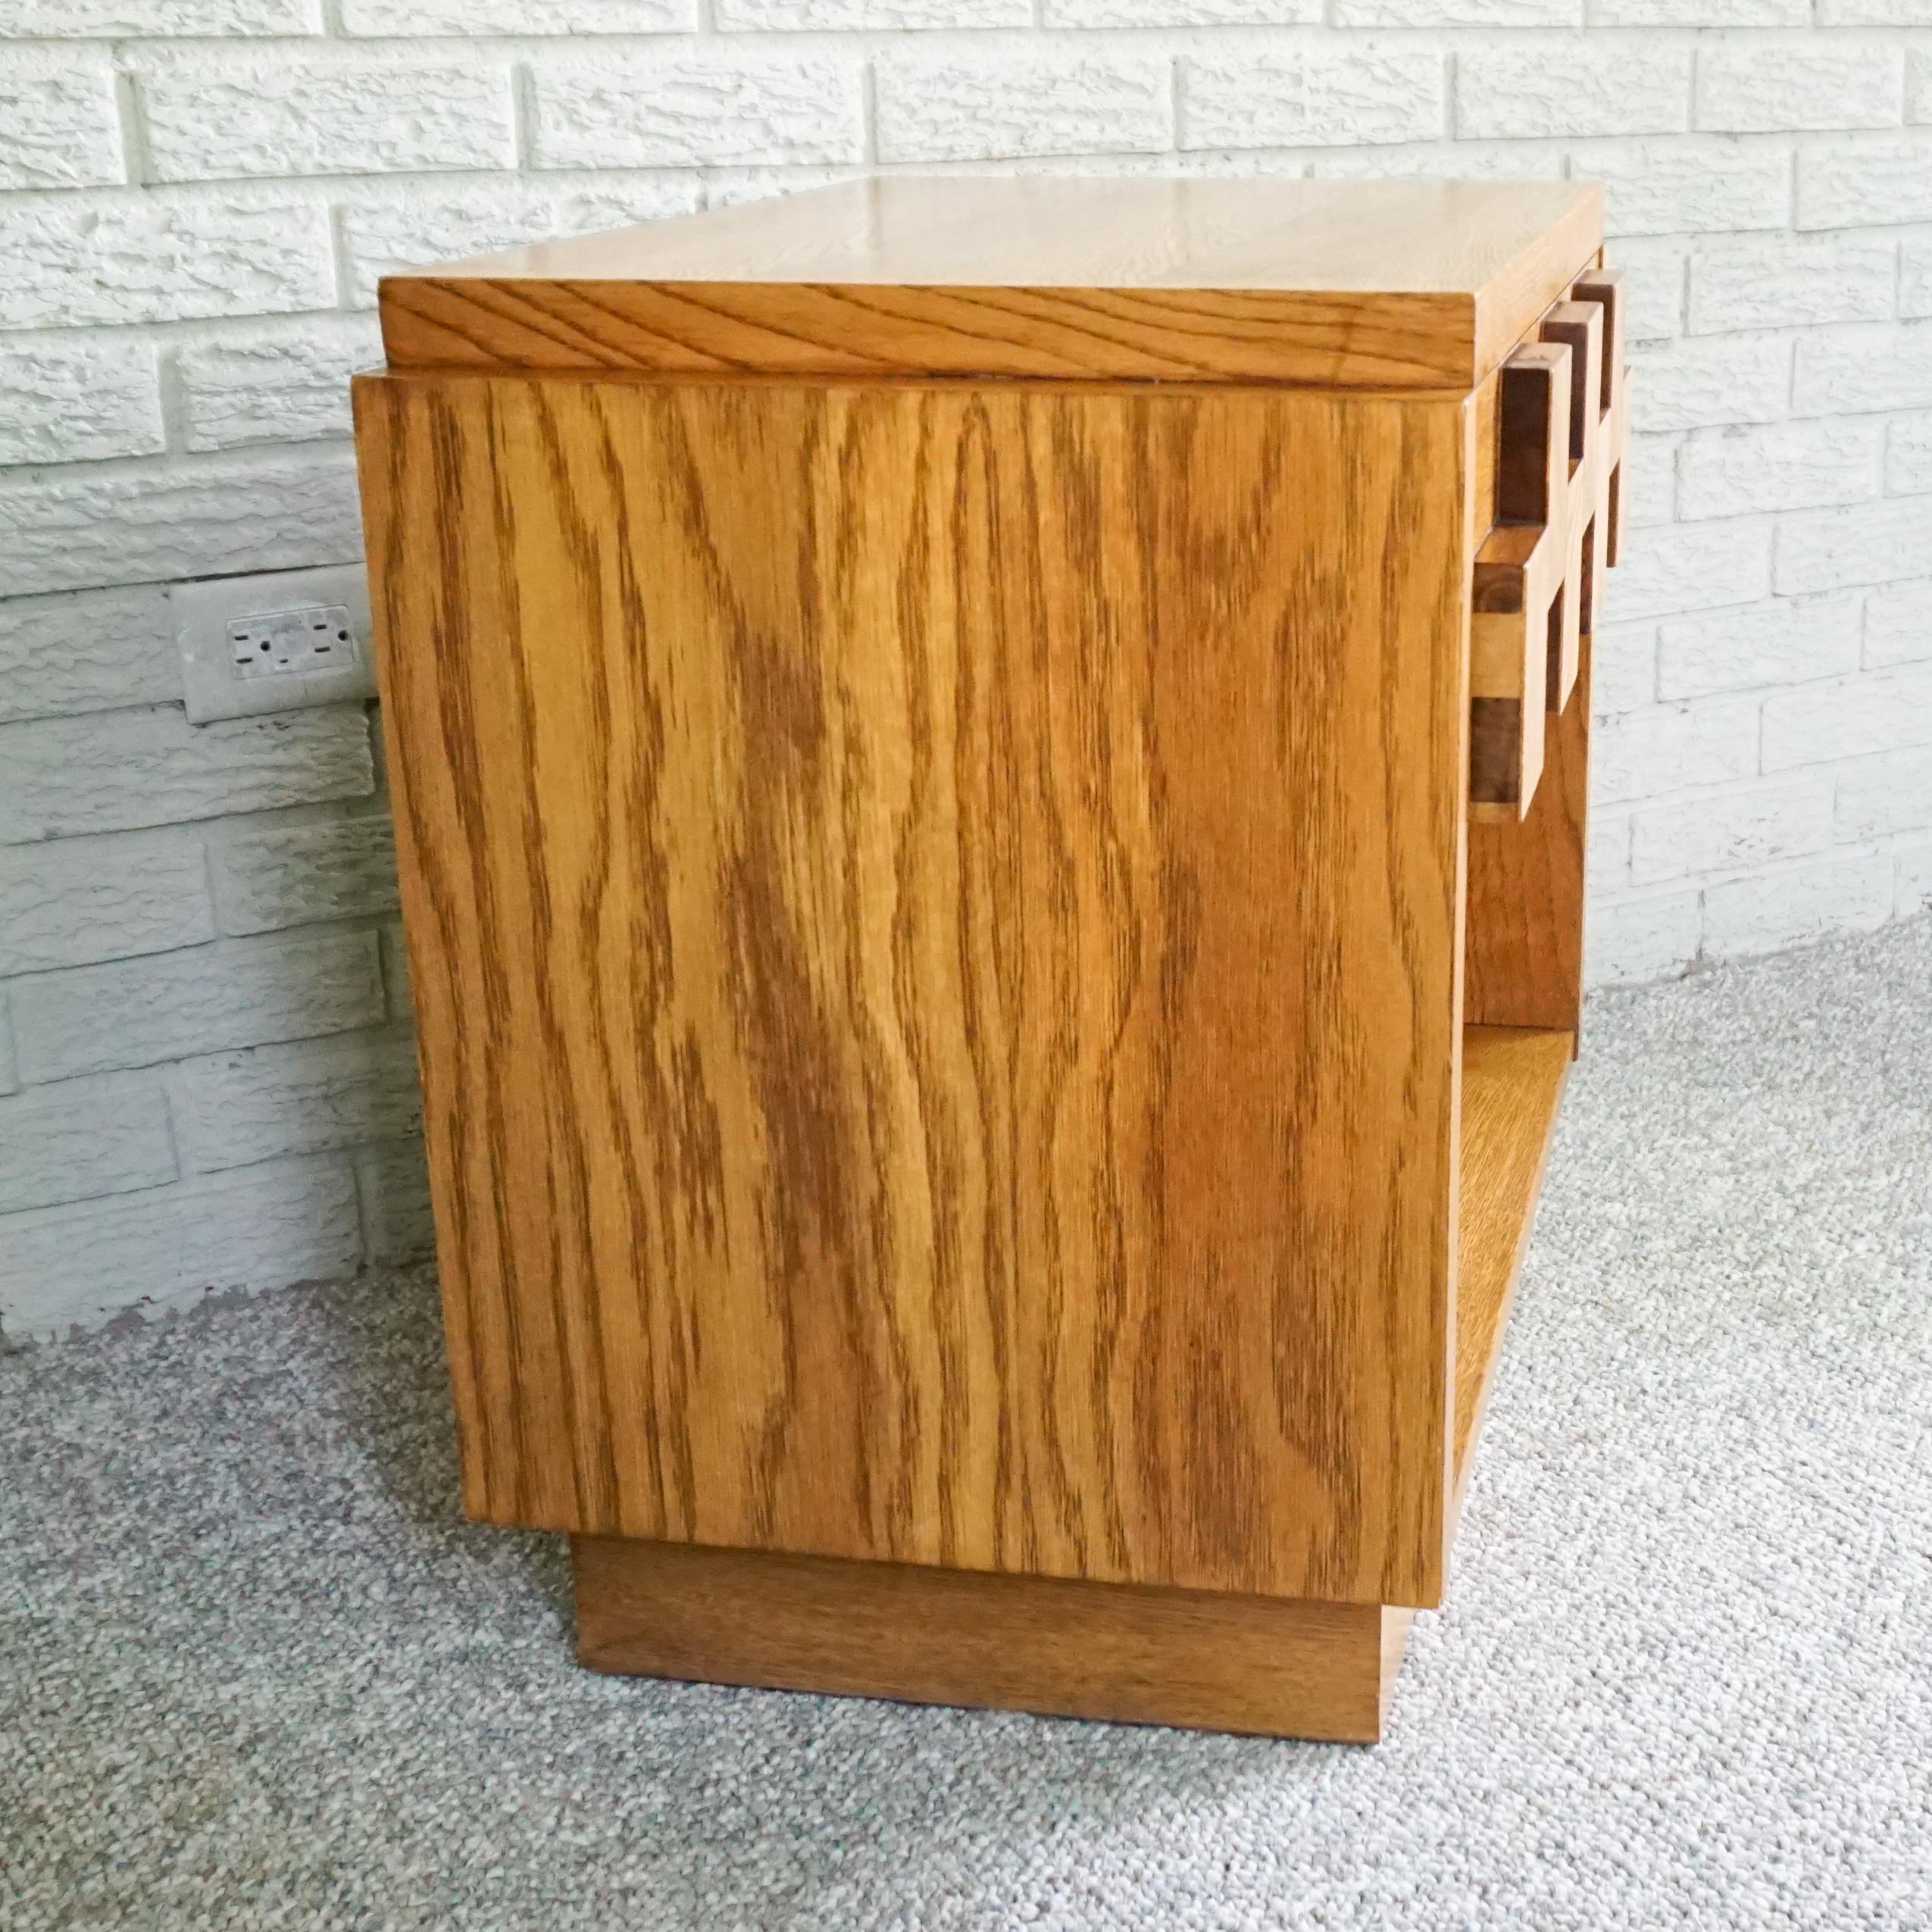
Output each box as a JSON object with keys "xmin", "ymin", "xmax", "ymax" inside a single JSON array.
[{"xmin": 572, "ymin": 1535, "xmax": 1415, "ymax": 1743}]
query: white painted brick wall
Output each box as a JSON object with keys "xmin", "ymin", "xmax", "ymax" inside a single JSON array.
[
  {"xmin": 0, "ymin": 49, "xmax": 127, "ymax": 191},
  {"xmin": 0, "ymin": 1158, "xmax": 362, "ymax": 1338},
  {"xmin": 882, "ymin": 50, "xmax": 1173, "ymax": 160},
  {"xmin": 210, "ymin": 817, "xmax": 400, "ymax": 934},
  {"xmin": 130, "ymin": 48, "xmax": 518, "ymax": 182},
  {"xmin": 0, "ymin": 338, "xmax": 167, "ymax": 466},
  {"xmin": 0, "ymin": 833, "xmax": 216, "ymax": 974},
  {"xmin": 4, "ymin": 8, "xmax": 1932, "ymax": 1338},
  {"xmin": 173, "ymin": 316, "xmax": 384, "ymax": 451},
  {"xmin": 0, "ymin": 586, "xmax": 180, "ymax": 723},
  {"xmin": 11, "ymin": 929, "xmax": 384, "ymax": 1081},
  {"xmin": 0, "ymin": 1077, "xmax": 178, "ymax": 1216},
  {"xmin": 530, "ymin": 53, "xmax": 868, "ymax": 168},
  {"xmin": 0, "ymin": 706, "xmax": 372, "ymax": 842},
  {"xmin": 0, "ymin": 191, "xmax": 337, "ymax": 330}
]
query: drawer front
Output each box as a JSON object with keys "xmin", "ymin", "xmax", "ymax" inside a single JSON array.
[{"xmin": 1469, "ymin": 267, "xmax": 1630, "ymax": 820}]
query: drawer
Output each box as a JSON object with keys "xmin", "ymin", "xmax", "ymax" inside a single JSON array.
[{"xmin": 1470, "ymin": 267, "xmax": 1630, "ymax": 820}]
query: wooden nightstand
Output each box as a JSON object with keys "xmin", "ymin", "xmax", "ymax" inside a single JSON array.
[{"xmin": 353, "ymin": 176, "xmax": 1628, "ymax": 1743}]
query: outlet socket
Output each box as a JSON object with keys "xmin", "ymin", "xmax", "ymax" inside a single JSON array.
[{"xmin": 174, "ymin": 564, "xmax": 377, "ymax": 724}]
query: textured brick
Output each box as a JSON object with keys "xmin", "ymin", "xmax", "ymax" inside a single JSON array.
[
  {"xmin": 1898, "ymin": 840, "xmax": 1932, "ymax": 914},
  {"xmin": 1605, "ymin": 517, "xmax": 1773, "ymax": 622},
  {"xmin": 1676, "ymin": 420, "xmax": 1881, "ymax": 521},
  {"xmin": 1604, "ymin": 237, "xmax": 1689, "ymax": 341},
  {"xmin": 1630, "ymin": 776, "xmax": 1832, "ymax": 885},
  {"xmin": 337, "ymin": 177, "xmax": 701, "ymax": 307},
  {"xmin": 1762, "ymin": 665, "xmax": 1932, "ymax": 768},
  {"xmin": 134, "ymin": 51, "xmax": 515, "ymax": 183},
  {"xmin": 0, "ymin": 51, "xmax": 123, "ymax": 191},
  {"xmin": 1301, "ymin": 141, "xmax": 1565, "ymax": 182},
  {"xmin": 1593, "ymin": 699, "xmax": 1762, "ymax": 805},
  {"xmin": 1455, "ymin": 47, "xmax": 1689, "ymax": 141},
  {"xmin": 356, "ymin": 1139, "xmax": 434, "ymax": 1263},
  {"xmin": 172, "ymin": 1030, "xmax": 420, "ymax": 1172},
  {"xmin": 174, "ymin": 317, "xmax": 383, "ymax": 453},
  {"xmin": 1585, "ymin": 813, "xmax": 1632, "ymax": 897},
  {"xmin": 0, "ymin": 0, "xmax": 319, "ymax": 28},
  {"xmin": 1696, "ymin": 45, "xmax": 1902, "ymax": 133},
  {"xmin": 0, "ymin": 339, "xmax": 164, "ymax": 467},
  {"xmin": 1835, "ymin": 747, "xmax": 1932, "ymax": 837},
  {"xmin": 701, "ymin": 165, "xmax": 864, "ymax": 211},
  {"xmin": 0, "ymin": 707, "xmax": 372, "ymax": 845},
  {"xmin": 1600, "ymin": 0, "xmax": 1801, "ymax": 19},
  {"xmin": 342, "ymin": 0, "xmax": 690, "ymax": 26},
  {"xmin": 1688, "ymin": 237, "xmax": 1897, "ymax": 336},
  {"xmin": 1702, "ymin": 851, "xmax": 1893, "ymax": 956},
  {"xmin": 1657, "ymin": 593, "xmax": 1862, "ymax": 699},
  {"xmin": 1796, "ymin": 327, "xmax": 1932, "ymax": 416},
  {"xmin": 1619, "ymin": 433, "xmax": 1678, "ymax": 530},
  {"xmin": 1902, "ymin": 243, "xmax": 1932, "ymax": 320},
  {"xmin": 0, "ymin": 835, "xmax": 214, "ymax": 975},
  {"xmin": 1592, "ymin": 619, "xmax": 1659, "ymax": 716},
  {"xmin": 0, "ymin": 450, "xmax": 362, "ymax": 601},
  {"xmin": 1885, "ymin": 414, "xmax": 1932, "ymax": 495},
  {"xmin": 380, "ymin": 920, "xmax": 413, "ymax": 1023},
  {"xmin": 732, "ymin": 0, "xmax": 1026, "ymax": 22},
  {"xmin": 1821, "ymin": 0, "xmax": 1932, "ymax": 17},
  {"xmin": 1333, "ymin": 0, "xmax": 1574, "ymax": 23},
  {"xmin": 881, "ymin": 51, "xmax": 1174, "ymax": 161},
  {"xmin": 0, "ymin": 1156, "xmax": 361, "ymax": 1342},
  {"xmin": 530, "ymin": 54, "xmax": 864, "ymax": 168},
  {"xmin": 1911, "ymin": 45, "xmax": 1932, "ymax": 122},
  {"xmin": 1776, "ymin": 495, "xmax": 1932, "ymax": 593},
  {"xmin": 1585, "ymin": 890, "xmax": 1702, "ymax": 987},
  {"xmin": 1183, "ymin": 48, "xmax": 1444, "ymax": 150},
  {"xmin": 1627, "ymin": 334, "xmax": 1790, "ymax": 432},
  {"xmin": 1864, "ymin": 580, "xmax": 1932, "ymax": 666},
  {"xmin": 0, "ymin": 1078, "xmax": 177, "ymax": 1216},
  {"xmin": 1798, "ymin": 138, "xmax": 1932, "ymax": 229},
  {"xmin": 212, "ymin": 815, "xmax": 399, "ymax": 934},
  {"xmin": 1574, "ymin": 139, "xmax": 1790, "ymax": 239},
  {"xmin": 11, "ymin": 929, "xmax": 384, "ymax": 1083},
  {"xmin": 0, "ymin": 585, "xmax": 178, "ymax": 727},
  {"xmin": 0, "ymin": 192, "xmax": 335, "ymax": 333}
]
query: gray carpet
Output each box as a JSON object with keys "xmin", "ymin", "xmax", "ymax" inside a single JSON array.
[{"xmin": 5, "ymin": 920, "xmax": 1932, "ymax": 1931}]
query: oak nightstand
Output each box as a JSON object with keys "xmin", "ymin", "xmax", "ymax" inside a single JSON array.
[{"xmin": 353, "ymin": 176, "xmax": 1628, "ymax": 1743}]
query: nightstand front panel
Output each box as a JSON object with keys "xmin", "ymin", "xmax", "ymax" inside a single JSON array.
[{"xmin": 355, "ymin": 372, "xmax": 1469, "ymax": 1608}]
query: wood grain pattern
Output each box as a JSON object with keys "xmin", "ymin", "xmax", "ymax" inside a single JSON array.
[
  {"xmin": 1453, "ymin": 1024, "xmax": 1571, "ymax": 1494},
  {"xmin": 572, "ymin": 1534, "xmax": 1414, "ymax": 1743},
  {"xmin": 1465, "ymin": 636, "xmax": 1593, "ymax": 1034},
  {"xmin": 378, "ymin": 176, "xmax": 1603, "ymax": 392},
  {"xmin": 352, "ymin": 370, "xmax": 1471, "ymax": 1610}
]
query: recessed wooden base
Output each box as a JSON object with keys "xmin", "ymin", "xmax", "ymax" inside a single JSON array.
[{"xmin": 573, "ymin": 1536, "xmax": 1415, "ymax": 1743}]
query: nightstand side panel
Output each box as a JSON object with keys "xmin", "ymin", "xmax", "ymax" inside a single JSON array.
[{"xmin": 353, "ymin": 371, "xmax": 1470, "ymax": 1609}]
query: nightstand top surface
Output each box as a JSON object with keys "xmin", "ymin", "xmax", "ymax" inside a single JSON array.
[{"xmin": 377, "ymin": 175, "xmax": 1603, "ymax": 391}]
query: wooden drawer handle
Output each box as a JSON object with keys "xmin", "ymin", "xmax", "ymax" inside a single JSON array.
[
  {"xmin": 1571, "ymin": 267, "xmax": 1630, "ymax": 569},
  {"xmin": 1496, "ymin": 340, "xmax": 1571, "ymax": 529},
  {"xmin": 1538, "ymin": 299, "xmax": 1604, "ymax": 473},
  {"xmin": 1471, "ymin": 261, "xmax": 1633, "ymax": 816},
  {"xmin": 1569, "ymin": 269, "xmax": 1624, "ymax": 417}
]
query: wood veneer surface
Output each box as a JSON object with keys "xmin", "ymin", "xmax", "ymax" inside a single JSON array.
[
  {"xmin": 1454, "ymin": 1024, "xmax": 1572, "ymax": 1491},
  {"xmin": 572, "ymin": 1534, "xmax": 1411, "ymax": 1743},
  {"xmin": 378, "ymin": 175, "xmax": 1603, "ymax": 390},
  {"xmin": 352, "ymin": 369, "xmax": 1470, "ymax": 1610}
]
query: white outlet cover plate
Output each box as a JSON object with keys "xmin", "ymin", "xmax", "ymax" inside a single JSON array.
[{"xmin": 173, "ymin": 563, "xmax": 377, "ymax": 724}]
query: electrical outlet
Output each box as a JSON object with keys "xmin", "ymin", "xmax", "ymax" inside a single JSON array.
[
  {"xmin": 230, "ymin": 603, "xmax": 357, "ymax": 680},
  {"xmin": 173, "ymin": 564, "xmax": 378, "ymax": 724}
]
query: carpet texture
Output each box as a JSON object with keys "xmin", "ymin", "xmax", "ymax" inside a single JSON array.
[{"xmin": 5, "ymin": 918, "xmax": 1931, "ymax": 1931}]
